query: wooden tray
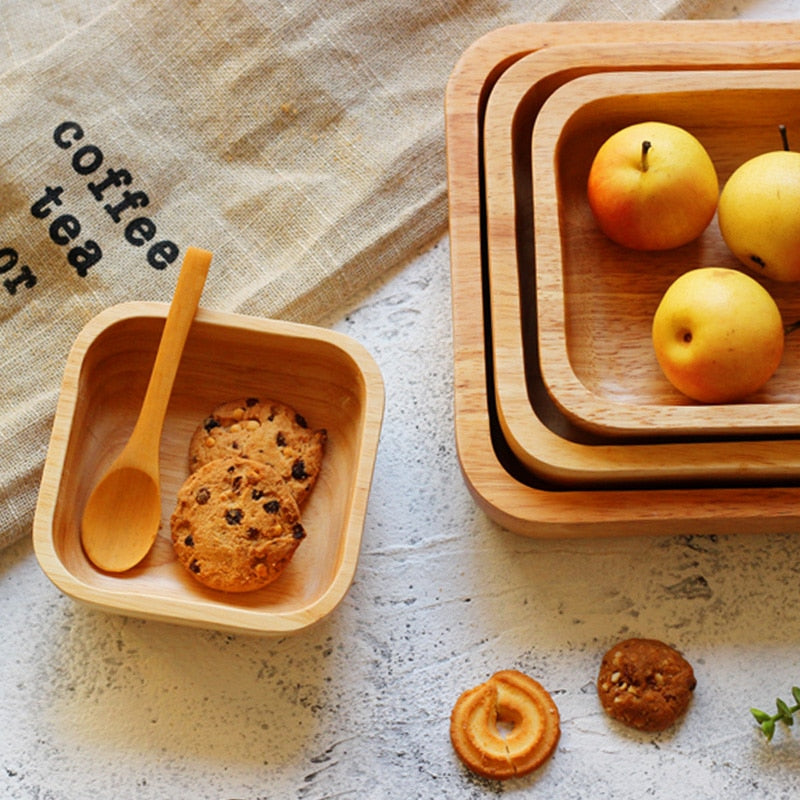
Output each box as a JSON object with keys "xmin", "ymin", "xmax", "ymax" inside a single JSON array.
[
  {"xmin": 482, "ymin": 39, "xmax": 800, "ymax": 485},
  {"xmin": 445, "ymin": 20, "xmax": 800, "ymax": 537},
  {"xmin": 533, "ymin": 67, "xmax": 800, "ymax": 438}
]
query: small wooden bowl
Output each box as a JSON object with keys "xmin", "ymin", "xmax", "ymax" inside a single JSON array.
[
  {"xmin": 33, "ymin": 302, "xmax": 384, "ymax": 635},
  {"xmin": 533, "ymin": 68, "xmax": 800, "ymax": 437}
]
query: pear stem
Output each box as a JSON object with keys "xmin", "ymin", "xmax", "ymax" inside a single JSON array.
[
  {"xmin": 780, "ymin": 124, "xmax": 790, "ymax": 151},
  {"xmin": 641, "ymin": 140, "xmax": 652, "ymax": 172}
]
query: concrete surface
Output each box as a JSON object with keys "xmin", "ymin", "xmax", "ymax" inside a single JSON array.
[{"xmin": 3, "ymin": 2, "xmax": 800, "ymax": 798}]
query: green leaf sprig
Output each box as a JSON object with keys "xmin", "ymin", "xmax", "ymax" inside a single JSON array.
[{"xmin": 751, "ymin": 687, "xmax": 800, "ymax": 741}]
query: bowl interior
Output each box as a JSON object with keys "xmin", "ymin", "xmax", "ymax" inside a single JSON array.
[
  {"xmin": 536, "ymin": 68, "xmax": 800, "ymax": 436},
  {"xmin": 38, "ymin": 303, "xmax": 381, "ymax": 633}
]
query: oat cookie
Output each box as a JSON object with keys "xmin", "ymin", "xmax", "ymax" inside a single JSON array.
[
  {"xmin": 171, "ymin": 456, "xmax": 306, "ymax": 592},
  {"xmin": 189, "ymin": 397, "xmax": 326, "ymax": 505},
  {"xmin": 597, "ymin": 637, "xmax": 696, "ymax": 732}
]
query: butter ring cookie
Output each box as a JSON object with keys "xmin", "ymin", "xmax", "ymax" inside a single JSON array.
[{"xmin": 450, "ymin": 669, "xmax": 560, "ymax": 780}]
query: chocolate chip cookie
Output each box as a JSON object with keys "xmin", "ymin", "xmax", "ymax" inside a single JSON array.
[
  {"xmin": 597, "ymin": 637, "xmax": 696, "ymax": 732},
  {"xmin": 188, "ymin": 397, "xmax": 326, "ymax": 505},
  {"xmin": 171, "ymin": 456, "xmax": 306, "ymax": 592}
]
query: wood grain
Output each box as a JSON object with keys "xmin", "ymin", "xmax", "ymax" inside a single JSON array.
[
  {"xmin": 446, "ymin": 20, "xmax": 800, "ymax": 537},
  {"xmin": 482, "ymin": 37, "xmax": 800, "ymax": 483}
]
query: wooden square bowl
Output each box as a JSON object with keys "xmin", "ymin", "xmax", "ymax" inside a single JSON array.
[
  {"xmin": 533, "ymin": 68, "xmax": 800, "ymax": 438},
  {"xmin": 33, "ymin": 302, "xmax": 384, "ymax": 635}
]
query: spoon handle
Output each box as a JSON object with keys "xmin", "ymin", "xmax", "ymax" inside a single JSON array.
[{"xmin": 128, "ymin": 246, "xmax": 213, "ymax": 459}]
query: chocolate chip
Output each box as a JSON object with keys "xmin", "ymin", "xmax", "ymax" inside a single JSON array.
[
  {"xmin": 195, "ymin": 487, "xmax": 211, "ymax": 505},
  {"xmin": 292, "ymin": 523, "xmax": 306, "ymax": 540},
  {"xmin": 295, "ymin": 413, "xmax": 308, "ymax": 429},
  {"xmin": 246, "ymin": 397, "xmax": 259, "ymax": 407},
  {"xmin": 276, "ymin": 432, "xmax": 287, "ymax": 447},
  {"xmin": 184, "ymin": 534, "xmax": 194, "ymax": 547},
  {"xmin": 225, "ymin": 508, "xmax": 244, "ymax": 525},
  {"xmin": 263, "ymin": 500, "xmax": 280, "ymax": 514},
  {"xmin": 203, "ymin": 416, "xmax": 221, "ymax": 433},
  {"xmin": 251, "ymin": 488, "xmax": 265, "ymax": 500},
  {"xmin": 246, "ymin": 527, "xmax": 260, "ymax": 540},
  {"xmin": 189, "ymin": 559, "xmax": 201, "ymax": 573},
  {"xmin": 232, "ymin": 475, "xmax": 243, "ymax": 492},
  {"xmin": 291, "ymin": 458, "xmax": 308, "ymax": 480}
]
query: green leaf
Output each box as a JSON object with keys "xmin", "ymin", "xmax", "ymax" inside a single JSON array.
[
  {"xmin": 791, "ymin": 687, "xmax": 800, "ymax": 705},
  {"xmin": 777, "ymin": 698, "xmax": 792, "ymax": 719},
  {"xmin": 751, "ymin": 708, "xmax": 772, "ymax": 723},
  {"xmin": 762, "ymin": 718, "xmax": 776, "ymax": 741}
]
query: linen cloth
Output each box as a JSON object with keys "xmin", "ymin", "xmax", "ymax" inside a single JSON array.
[{"xmin": 0, "ymin": 0, "xmax": 719, "ymax": 548}]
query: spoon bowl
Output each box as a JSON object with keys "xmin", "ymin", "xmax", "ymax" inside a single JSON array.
[
  {"xmin": 81, "ymin": 467, "xmax": 161, "ymax": 572},
  {"xmin": 80, "ymin": 246, "xmax": 212, "ymax": 572}
]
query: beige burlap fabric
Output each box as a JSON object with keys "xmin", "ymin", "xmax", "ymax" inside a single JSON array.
[{"xmin": 0, "ymin": 0, "xmax": 722, "ymax": 548}]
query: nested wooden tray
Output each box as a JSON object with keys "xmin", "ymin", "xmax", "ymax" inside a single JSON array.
[
  {"xmin": 533, "ymin": 67, "xmax": 800, "ymax": 438},
  {"xmin": 445, "ymin": 19, "xmax": 800, "ymax": 537},
  {"xmin": 482, "ymin": 38, "xmax": 800, "ymax": 485}
]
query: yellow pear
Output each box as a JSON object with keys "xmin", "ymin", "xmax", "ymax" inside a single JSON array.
[
  {"xmin": 718, "ymin": 149, "xmax": 800, "ymax": 282},
  {"xmin": 651, "ymin": 267, "xmax": 784, "ymax": 404},
  {"xmin": 587, "ymin": 121, "xmax": 718, "ymax": 250}
]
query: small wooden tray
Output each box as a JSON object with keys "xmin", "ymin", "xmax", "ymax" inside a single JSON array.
[
  {"xmin": 533, "ymin": 67, "xmax": 800, "ymax": 438},
  {"xmin": 446, "ymin": 20, "xmax": 800, "ymax": 537},
  {"xmin": 482, "ymin": 39, "xmax": 800, "ymax": 485},
  {"xmin": 33, "ymin": 302, "xmax": 384, "ymax": 634}
]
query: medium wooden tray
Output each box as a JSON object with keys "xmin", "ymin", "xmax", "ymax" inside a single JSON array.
[
  {"xmin": 445, "ymin": 20, "xmax": 800, "ymax": 537},
  {"xmin": 482, "ymin": 39, "xmax": 800, "ymax": 485},
  {"xmin": 533, "ymin": 67, "xmax": 800, "ymax": 438}
]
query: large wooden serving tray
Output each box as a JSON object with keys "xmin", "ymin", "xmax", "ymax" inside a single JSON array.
[
  {"xmin": 483, "ymin": 38, "xmax": 800, "ymax": 485},
  {"xmin": 445, "ymin": 20, "xmax": 800, "ymax": 537},
  {"xmin": 533, "ymin": 67, "xmax": 800, "ymax": 438}
]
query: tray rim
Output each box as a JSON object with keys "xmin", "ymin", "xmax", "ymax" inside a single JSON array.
[
  {"xmin": 482, "ymin": 38, "xmax": 800, "ymax": 485},
  {"xmin": 533, "ymin": 67, "xmax": 800, "ymax": 438},
  {"xmin": 32, "ymin": 301, "xmax": 386, "ymax": 635},
  {"xmin": 445, "ymin": 19, "xmax": 800, "ymax": 537}
]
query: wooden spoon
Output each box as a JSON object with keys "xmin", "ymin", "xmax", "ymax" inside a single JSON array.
[{"xmin": 80, "ymin": 246, "xmax": 213, "ymax": 572}]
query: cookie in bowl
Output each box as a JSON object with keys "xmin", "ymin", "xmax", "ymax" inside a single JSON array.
[
  {"xmin": 189, "ymin": 397, "xmax": 327, "ymax": 506},
  {"xmin": 171, "ymin": 456, "xmax": 306, "ymax": 593}
]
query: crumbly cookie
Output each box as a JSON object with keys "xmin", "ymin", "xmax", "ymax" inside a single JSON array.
[
  {"xmin": 189, "ymin": 397, "xmax": 327, "ymax": 505},
  {"xmin": 450, "ymin": 670, "xmax": 560, "ymax": 780},
  {"xmin": 171, "ymin": 456, "xmax": 306, "ymax": 593},
  {"xmin": 597, "ymin": 637, "xmax": 696, "ymax": 732}
]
